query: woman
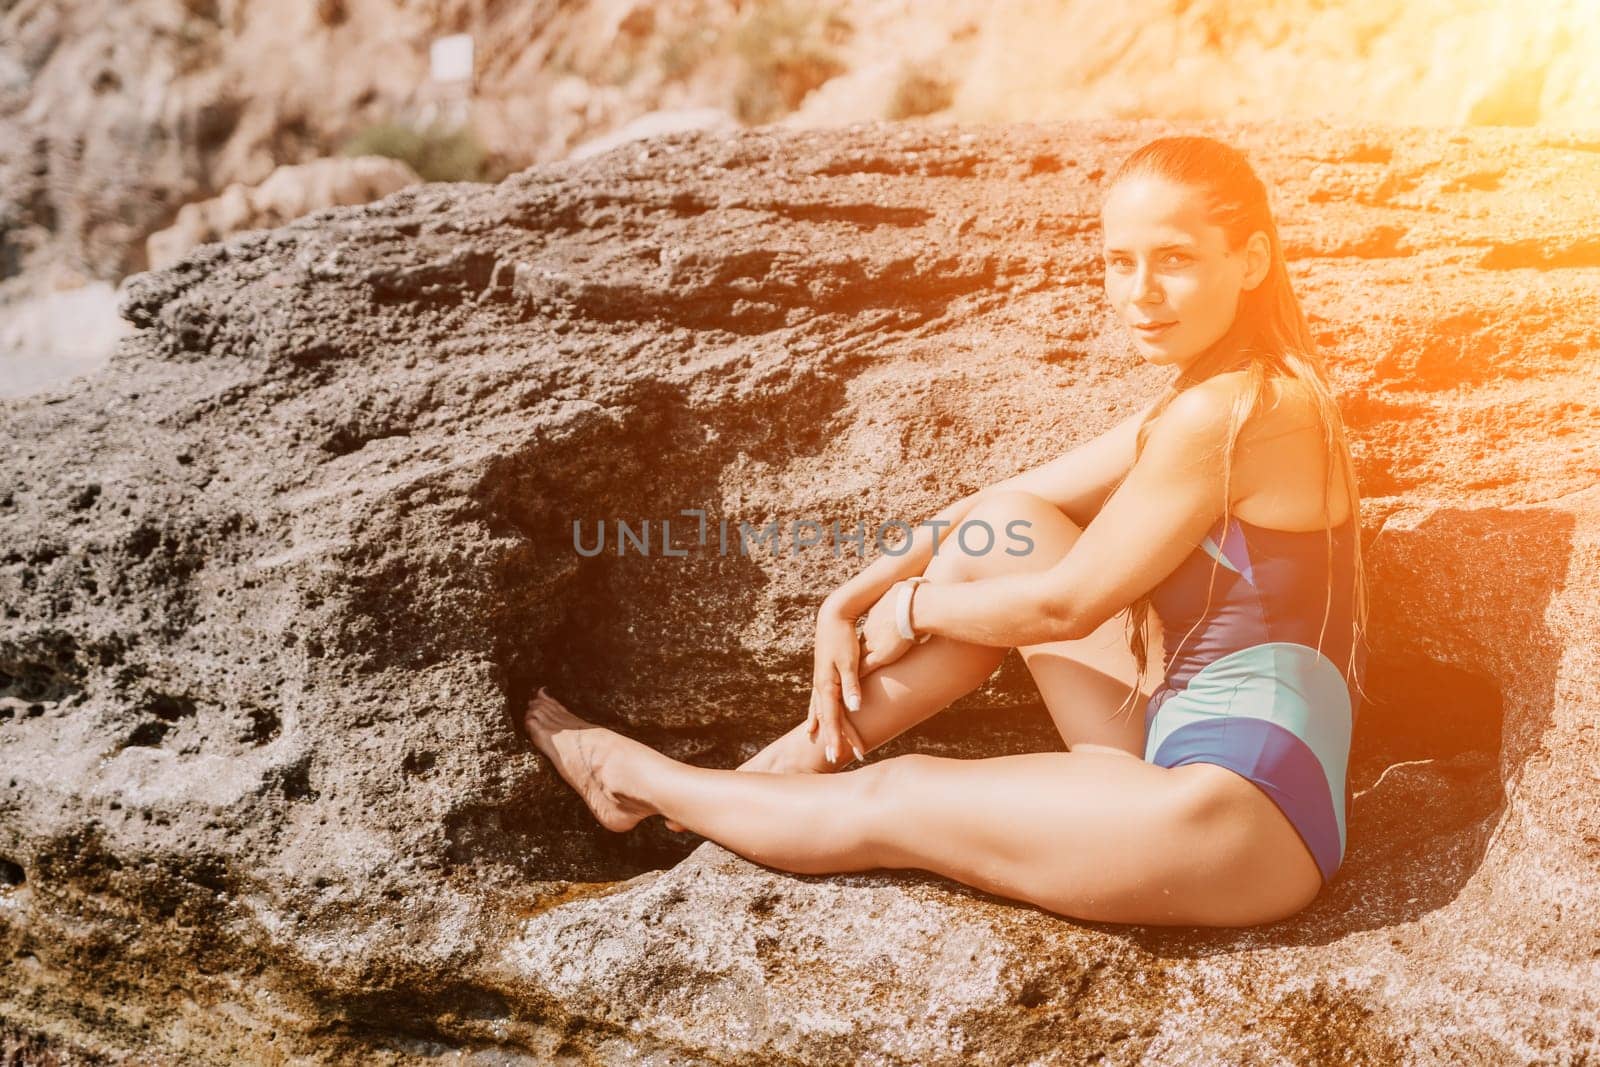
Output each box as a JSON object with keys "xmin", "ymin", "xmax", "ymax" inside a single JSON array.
[{"xmin": 521, "ymin": 135, "xmax": 1370, "ymax": 928}]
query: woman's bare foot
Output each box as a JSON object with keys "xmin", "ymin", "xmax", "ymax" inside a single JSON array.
[{"xmin": 521, "ymin": 687, "xmax": 661, "ymax": 833}]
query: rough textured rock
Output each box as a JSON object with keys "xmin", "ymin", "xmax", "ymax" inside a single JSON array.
[
  {"xmin": 144, "ymin": 155, "xmax": 422, "ymax": 272},
  {"xmin": 2, "ymin": 119, "xmax": 1599, "ymax": 1063}
]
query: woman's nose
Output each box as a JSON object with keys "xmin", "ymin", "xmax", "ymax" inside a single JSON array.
[{"xmin": 1133, "ymin": 263, "xmax": 1162, "ymax": 302}]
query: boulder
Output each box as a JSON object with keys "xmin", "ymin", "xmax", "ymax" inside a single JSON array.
[{"xmin": 1, "ymin": 119, "xmax": 1597, "ymax": 1063}]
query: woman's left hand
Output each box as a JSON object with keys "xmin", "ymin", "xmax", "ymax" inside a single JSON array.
[{"xmin": 860, "ymin": 581, "xmax": 917, "ymax": 675}]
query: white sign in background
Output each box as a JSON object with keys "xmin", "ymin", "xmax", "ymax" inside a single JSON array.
[{"xmin": 430, "ymin": 34, "xmax": 474, "ymax": 84}]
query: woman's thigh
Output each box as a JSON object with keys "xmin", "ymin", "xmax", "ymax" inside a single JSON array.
[
  {"xmin": 864, "ymin": 750, "xmax": 1318, "ymax": 926},
  {"xmin": 1021, "ymin": 607, "xmax": 1161, "ymax": 758}
]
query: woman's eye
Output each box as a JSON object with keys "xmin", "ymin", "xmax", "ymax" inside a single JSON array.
[{"xmin": 1103, "ymin": 254, "xmax": 1187, "ymax": 269}]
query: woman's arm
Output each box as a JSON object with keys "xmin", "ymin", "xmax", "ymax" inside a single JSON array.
[
  {"xmin": 820, "ymin": 400, "xmax": 1157, "ymax": 622},
  {"xmin": 910, "ymin": 382, "xmax": 1234, "ymax": 647}
]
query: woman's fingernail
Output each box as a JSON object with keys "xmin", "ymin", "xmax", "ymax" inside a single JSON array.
[
  {"xmin": 845, "ymin": 692, "xmax": 860, "ymax": 712},
  {"xmin": 826, "ymin": 744, "xmax": 837, "ymax": 763},
  {"xmin": 851, "ymin": 744, "xmax": 864, "ymax": 762}
]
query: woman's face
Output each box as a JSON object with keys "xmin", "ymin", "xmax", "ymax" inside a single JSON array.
[{"xmin": 1100, "ymin": 175, "xmax": 1270, "ymax": 371}]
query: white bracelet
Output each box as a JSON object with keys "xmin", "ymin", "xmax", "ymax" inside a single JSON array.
[{"xmin": 896, "ymin": 576, "xmax": 933, "ymax": 643}]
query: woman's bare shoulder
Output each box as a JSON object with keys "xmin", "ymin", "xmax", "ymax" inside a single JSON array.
[
  {"xmin": 1167, "ymin": 371, "xmax": 1251, "ymax": 419},
  {"xmin": 1244, "ymin": 374, "xmax": 1323, "ymax": 440},
  {"xmin": 1155, "ymin": 371, "xmax": 1319, "ymax": 447},
  {"xmin": 1148, "ymin": 375, "xmax": 1241, "ymax": 450}
]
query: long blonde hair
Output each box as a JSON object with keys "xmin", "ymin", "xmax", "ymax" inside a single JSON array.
[{"xmin": 1103, "ymin": 135, "xmax": 1372, "ymax": 722}]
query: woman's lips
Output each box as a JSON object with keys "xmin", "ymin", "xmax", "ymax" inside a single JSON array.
[{"xmin": 1133, "ymin": 321, "xmax": 1176, "ymax": 337}]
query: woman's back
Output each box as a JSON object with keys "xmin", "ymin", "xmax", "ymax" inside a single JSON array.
[
  {"xmin": 1140, "ymin": 372, "xmax": 1368, "ymax": 887},
  {"xmin": 1146, "ymin": 510, "xmax": 1367, "ymax": 713},
  {"xmin": 1148, "ymin": 372, "xmax": 1364, "ymax": 696},
  {"xmin": 1226, "ymin": 375, "xmax": 1354, "ymax": 532}
]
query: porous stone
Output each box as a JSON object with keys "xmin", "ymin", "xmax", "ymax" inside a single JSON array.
[{"xmin": 1, "ymin": 119, "xmax": 1598, "ymax": 1063}]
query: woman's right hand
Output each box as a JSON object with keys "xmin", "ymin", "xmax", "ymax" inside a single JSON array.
[{"xmin": 806, "ymin": 603, "xmax": 869, "ymax": 767}]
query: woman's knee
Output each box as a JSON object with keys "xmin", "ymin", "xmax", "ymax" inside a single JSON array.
[
  {"xmin": 859, "ymin": 750, "xmax": 920, "ymax": 776},
  {"xmin": 854, "ymin": 752, "xmax": 934, "ymax": 804},
  {"xmin": 928, "ymin": 490, "xmax": 1081, "ymax": 582},
  {"xmin": 851, "ymin": 754, "xmax": 938, "ymax": 847}
]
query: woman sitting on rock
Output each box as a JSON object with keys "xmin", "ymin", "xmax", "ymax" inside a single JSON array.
[{"xmin": 522, "ymin": 134, "xmax": 1371, "ymax": 927}]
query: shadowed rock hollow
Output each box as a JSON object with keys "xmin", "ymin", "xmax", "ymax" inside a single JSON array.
[{"xmin": 1, "ymin": 119, "xmax": 1598, "ymax": 1064}]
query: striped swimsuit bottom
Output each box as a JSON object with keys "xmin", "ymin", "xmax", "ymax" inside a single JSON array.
[{"xmin": 1142, "ymin": 511, "xmax": 1367, "ymax": 885}]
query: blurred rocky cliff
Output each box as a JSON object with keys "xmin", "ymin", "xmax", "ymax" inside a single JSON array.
[{"xmin": 4, "ymin": 0, "xmax": 1598, "ymax": 321}]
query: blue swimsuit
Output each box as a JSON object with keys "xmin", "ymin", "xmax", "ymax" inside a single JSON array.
[{"xmin": 1143, "ymin": 511, "xmax": 1368, "ymax": 885}]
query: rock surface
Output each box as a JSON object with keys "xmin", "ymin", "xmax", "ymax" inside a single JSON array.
[{"xmin": 2, "ymin": 119, "xmax": 1599, "ymax": 1063}]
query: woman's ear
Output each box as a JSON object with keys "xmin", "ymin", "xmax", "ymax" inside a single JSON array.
[{"xmin": 1242, "ymin": 230, "xmax": 1272, "ymax": 290}]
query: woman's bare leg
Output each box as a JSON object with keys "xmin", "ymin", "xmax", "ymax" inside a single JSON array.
[
  {"xmin": 737, "ymin": 634, "xmax": 1007, "ymax": 774},
  {"xmin": 521, "ymin": 690, "xmax": 1321, "ymax": 926},
  {"xmin": 663, "ymin": 607, "xmax": 1006, "ymax": 829},
  {"xmin": 1000, "ymin": 491, "xmax": 1165, "ymax": 758},
  {"xmin": 662, "ymin": 633, "xmax": 998, "ymax": 831},
  {"xmin": 739, "ymin": 488, "xmax": 1161, "ymax": 779}
]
